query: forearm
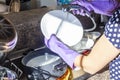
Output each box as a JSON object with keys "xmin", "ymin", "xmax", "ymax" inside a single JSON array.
[
  {"xmin": 74, "ymin": 54, "xmax": 98, "ymax": 74},
  {"xmin": 74, "ymin": 34, "xmax": 120, "ymax": 74}
]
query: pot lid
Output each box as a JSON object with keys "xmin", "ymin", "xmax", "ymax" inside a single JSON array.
[{"xmin": 26, "ymin": 53, "xmax": 60, "ymax": 67}]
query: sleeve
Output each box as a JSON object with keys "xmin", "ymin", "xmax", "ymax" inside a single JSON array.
[{"xmin": 104, "ymin": 10, "xmax": 120, "ymax": 49}]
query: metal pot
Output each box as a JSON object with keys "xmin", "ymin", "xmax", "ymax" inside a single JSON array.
[{"xmin": 22, "ymin": 48, "xmax": 68, "ymax": 80}]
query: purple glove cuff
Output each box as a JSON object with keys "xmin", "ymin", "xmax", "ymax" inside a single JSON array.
[{"xmin": 63, "ymin": 50, "xmax": 79, "ymax": 69}]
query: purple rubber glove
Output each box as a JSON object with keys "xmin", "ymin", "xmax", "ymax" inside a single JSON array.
[
  {"xmin": 70, "ymin": 0, "xmax": 119, "ymax": 16},
  {"xmin": 44, "ymin": 34, "xmax": 79, "ymax": 69}
]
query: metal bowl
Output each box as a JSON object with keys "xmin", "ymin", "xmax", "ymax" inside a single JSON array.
[{"xmin": 22, "ymin": 48, "xmax": 67, "ymax": 80}]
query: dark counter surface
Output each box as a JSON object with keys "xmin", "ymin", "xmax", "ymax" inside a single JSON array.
[{"xmin": 3, "ymin": 7, "xmax": 55, "ymax": 52}]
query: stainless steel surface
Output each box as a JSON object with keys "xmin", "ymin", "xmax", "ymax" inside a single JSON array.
[
  {"xmin": 22, "ymin": 48, "xmax": 67, "ymax": 80},
  {"xmin": 0, "ymin": 16, "xmax": 17, "ymax": 53}
]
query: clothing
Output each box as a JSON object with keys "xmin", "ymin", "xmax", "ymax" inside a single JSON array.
[{"xmin": 104, "ymin": 9, "xmax": 120, "ymax": 80}]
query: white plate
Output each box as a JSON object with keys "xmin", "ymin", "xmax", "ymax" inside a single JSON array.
[{"xmin": 41, "ymin": 10, "xmax": 83, "ymax": 46}]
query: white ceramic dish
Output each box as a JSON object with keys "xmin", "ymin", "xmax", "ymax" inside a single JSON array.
[
  {"xmin": 71, "ymin": 38, "xmax": 94, "ymax": 52},
  {"xmin": 41, "ymin": 10, "xmax": 83, "ymax": 46},
  {"xmin": 90, "ymin": 31, "xmax": 101, "ymax": 40}
]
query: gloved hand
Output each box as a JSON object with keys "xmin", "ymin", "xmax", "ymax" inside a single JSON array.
[
  {"xmin": 44, "ymin": 34, "xmax": 79, "ymax": 69},
  {"xmin": 70, "ymin": 0, "xmax": 91, "ymax": 16},
  {"xmin": 70, "ymin": 0, "xmax": 119, "ymax": 16}
]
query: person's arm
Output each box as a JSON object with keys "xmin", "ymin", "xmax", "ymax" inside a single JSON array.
[
  {"xmin": 45, "ymin": 34, "xmax": 120, "ymax": 74},
  {"xmin": 74, "ymin": 34, "xmax": 120, "ymax": 74}
]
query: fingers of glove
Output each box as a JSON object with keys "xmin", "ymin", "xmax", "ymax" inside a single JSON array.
[
  {"xmin": 48, "ymin": 34, "xmax": 67, "ymax": 53},
  {"xmin": 44, "ymin": 37, "xmax": 49, "ymax": 47},
  {"xmin": 71, "ymin": 0, "xmax": 82, "ymax": 5},
  {"xmin": 79, "ymin": 9, "xmax": 86, "ymax": 16},
  {"xmin": 70, "ymin": 0, "xmax": 88, "ymax": 16},
  {"xmin": 71, "ymin": 9, "xmax": 86, "ymax": 16},
  {"xmin": 49, "ymin": 34, "xmax": 70, "ymax": 50},
  {"xmin": 70, "ymin": 0, "xmax": 86, "ymax": 7},
  {"xmin": 44, "ymin": 34, "xmax": 57, "ymax": 48}
]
